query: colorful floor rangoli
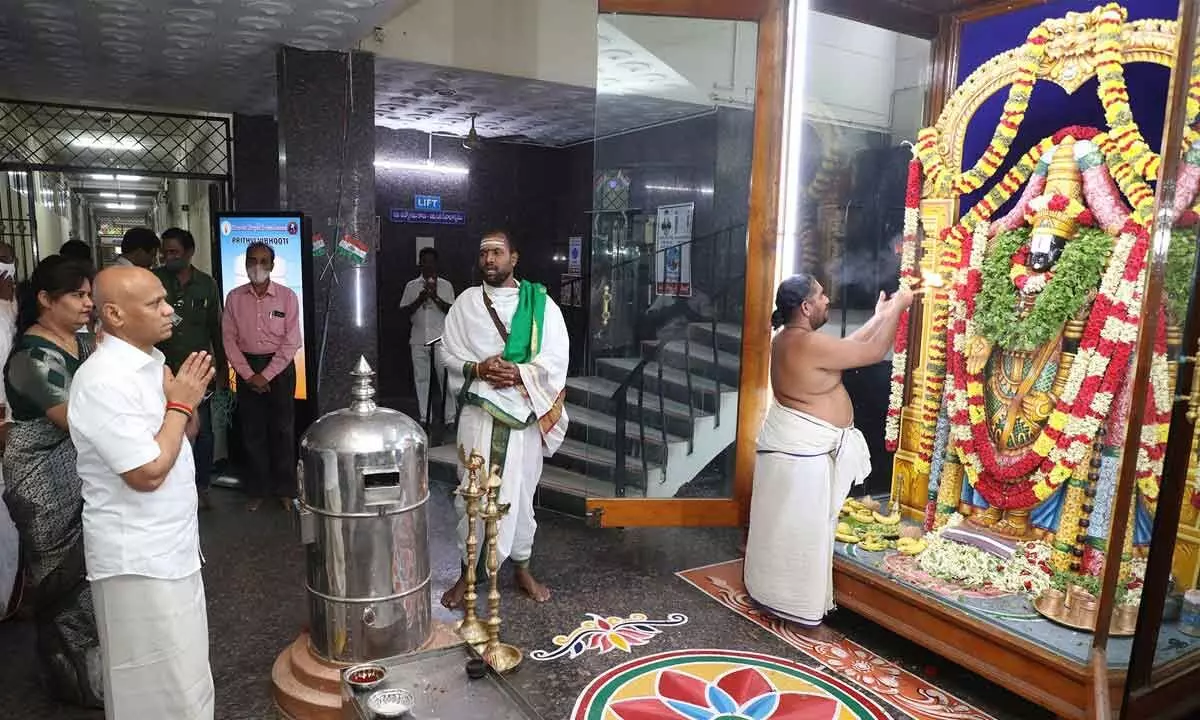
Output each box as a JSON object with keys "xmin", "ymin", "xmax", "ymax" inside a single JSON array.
[
  {"xmin": 676, "ymin": 559, "xmax": 995, "ymax": 720},
  {"xmin": 570, "ymin": 649, "xmax": 892, "ymax": 720},
  {"xmin": 531, "ymin": 613, "xmax": 689, "ymax": 661}
]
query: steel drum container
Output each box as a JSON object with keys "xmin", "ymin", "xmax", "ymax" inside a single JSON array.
[{"xmin": 295, "ymin": 357, "xmax": 431, "ymax": 662}]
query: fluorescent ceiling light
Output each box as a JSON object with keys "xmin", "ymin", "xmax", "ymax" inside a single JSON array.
[
  {"xmin": 645, "ymin": 184, "xmax": 714, "ymax": 195},
  {"xmin": 374, "ymin": 158, "xmax": 469, "ymax": 176},
  {"xmin": 90, "ymin": 173, "xmax": 145, "ymax": 182},
  {"xmin": 72, "ymin": 134, "xmax": 142, "ymax": 151},
  {"xmin": 105, "ymin": 203, "xmax": 138, "ymax": 210},
  {"xmin": 100, "ymin": 192, "xmax": 136, "ymax": 199}
]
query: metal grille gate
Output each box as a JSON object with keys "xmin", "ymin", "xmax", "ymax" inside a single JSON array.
[{"xmin": 0, "ymin": 99, "xmax": 232, "ymax": 179}]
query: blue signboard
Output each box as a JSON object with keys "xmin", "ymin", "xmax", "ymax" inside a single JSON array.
[
  {"xmin": 414, "ymin": 194, "xmax": 442, "ymax": 211},
  {"xmin": 390, "ymin": 209, "xmax": 466, "ymax": 225}
]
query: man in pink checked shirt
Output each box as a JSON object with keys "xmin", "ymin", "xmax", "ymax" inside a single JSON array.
[{"xmin": 222, "ymin": 242, "xmax": 302, "ymax": 511}]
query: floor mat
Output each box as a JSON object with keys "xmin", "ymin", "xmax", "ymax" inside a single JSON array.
[{"xmin": 676, "ymin": 559, "xmax": 996, "ymax": 720}]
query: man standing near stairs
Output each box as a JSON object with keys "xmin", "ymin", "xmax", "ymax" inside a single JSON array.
[{"xmin": 438, "ymin": 229, "xmax": 569, "ymax": 606}]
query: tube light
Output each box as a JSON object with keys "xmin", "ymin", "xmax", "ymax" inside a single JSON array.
[
  {"xmin": 776, "ymin": 0, "xmax": 812, "ymax": 286},
  {"xmin": 645, "ymin": 184, "xmax": 714, "ymax": 195},
  {"xmin": 72, "ymin": 135, "xmax": 142, "ymax": 151},
  {"xmin": 105, "ymin": 203, "xmax": 137, "ymax": 210},
  {"xmin": 100, "ymin": 192, "xmax": 136, "ymax": 199},
  {"xmin": 374, "ymin": 158, "xmax": 469, "ymax": 176},
  {"xmin": 90, "ymin": 174, "xmax": 114, "ymax": 181}
]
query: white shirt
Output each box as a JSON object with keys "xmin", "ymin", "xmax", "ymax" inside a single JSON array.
[
  {"xmin": 400, "ymin": 276, "xmax": 455, "ymax": 346},
  {"xmin": 0, "ymin": 299, "xmax": 16, "ymax": 422},
  {"xmin": 113, "ymin": 255, "xmax": 135, "ymax": 267},
  {"xmin": 68, "ymin": 335, "xmax": 200, "ymax": 582}
]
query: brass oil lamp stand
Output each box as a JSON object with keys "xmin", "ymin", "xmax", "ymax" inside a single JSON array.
[
  {"xmin": 455, "ymin": 451, "xmax": 489, "ymax": 647},
  {"xmin": 480, "ymin": 464, "xmax": 522, "ymax": 673}
]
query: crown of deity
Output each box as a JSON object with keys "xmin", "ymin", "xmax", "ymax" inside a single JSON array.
[{"xmin": 1029, "ymin": 136, "xmax": 1085, "ymax": 240}]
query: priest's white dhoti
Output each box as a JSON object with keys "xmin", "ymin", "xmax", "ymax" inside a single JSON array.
[
  {"xmin": 92, "ymin": 571, "xmax": 214, "ymax": 720},
  {"xmin": 743, "ymin": 401, "xmax": 871, "ymax": 625},
  {"xmin": 440, "ymin": 283, "xmax": 569, "ymax": 566}
]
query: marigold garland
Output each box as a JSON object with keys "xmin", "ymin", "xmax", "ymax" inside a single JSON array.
[
  {"xmin": 918, "ymin": 6, "xmax": 1200, "ymax": 200},
  {"xmin": 885, "ymin": 156, "xmax": 924, "ymax": 451}
]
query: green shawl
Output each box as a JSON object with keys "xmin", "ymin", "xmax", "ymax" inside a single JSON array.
[{"xmin": 502, "ymin": 280, "xmax": 548, "ymax": 364}]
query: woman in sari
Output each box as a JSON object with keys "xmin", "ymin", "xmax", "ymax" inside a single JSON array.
[{"xmin": 1, "ymin": 255, "xmax": 101, "ymax": 707}]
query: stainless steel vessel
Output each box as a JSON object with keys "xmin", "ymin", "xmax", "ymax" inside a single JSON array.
[{"xmin": 296, "ymin": 357, "xmax": 431, "ymax": 662}]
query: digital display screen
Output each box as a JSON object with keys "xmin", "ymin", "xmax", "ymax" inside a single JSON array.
[{"xmin": 217, "ymin": 214, "xmax": 308, "ymax": 400}]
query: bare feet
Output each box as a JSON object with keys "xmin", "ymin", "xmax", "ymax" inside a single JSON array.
[
  {"xmin": 787, "ymin": 620, "xmax": 843, "ymax": 644},
  {"xmin": 514, "ymin": 565, "xmax": 551, "ymax": 603},
  {"xmin": 440, "ymin": 574, "xmax": 467, "ymax": 610},
  {"xmin": 279, "ymin": 497, "xmax": 293, "ymax": 512}
]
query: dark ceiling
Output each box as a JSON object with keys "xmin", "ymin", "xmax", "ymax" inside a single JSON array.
[{"xmin": 815, "ymin": 0, "xmax": 1008, "ymax": 38}]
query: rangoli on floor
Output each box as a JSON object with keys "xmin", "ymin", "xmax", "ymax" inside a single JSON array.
[
  {"xmin": 532, "ymin": 612, "xmax": 689, "ymax": 661},
  {"xmin": 570, "ymin": 648, "xmax": 891, "ymax": 720},
  {"xmin": 677, "ymin": 559, "xmax": 996, "ymax": 720}
]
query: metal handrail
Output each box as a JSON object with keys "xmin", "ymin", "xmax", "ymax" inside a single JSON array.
[{"xmin": 607, "ymin": 223, "xmax": 747, "ymax": 496}]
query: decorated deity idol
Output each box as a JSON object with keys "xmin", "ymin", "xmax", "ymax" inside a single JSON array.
[{"xmin": 959, "ymin": 136, "xmax": 1100, "ymax": 537}]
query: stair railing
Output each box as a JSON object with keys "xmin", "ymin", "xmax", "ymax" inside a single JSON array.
[{"xmin": 608, "ymin": 223, "xmax": 747, "ymax": 496}]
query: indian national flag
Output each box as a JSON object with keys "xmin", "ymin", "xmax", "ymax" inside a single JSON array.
[
  {"xmin": 337, "ymin": 234, "xmax": 369, "ymax": 264},
  {"xmin": 312, "ymin": 233, "xmax": 326, "ymax": 256}
]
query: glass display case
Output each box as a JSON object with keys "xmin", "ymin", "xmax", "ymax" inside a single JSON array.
[{"xmin": 826, "ymin": 2, "xmax": 1200, "ymax": 718}]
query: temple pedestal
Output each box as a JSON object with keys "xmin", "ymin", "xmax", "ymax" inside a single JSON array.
[{"xmin": 271, "ymin": 624, "xmax": 464, "ymax": 719}]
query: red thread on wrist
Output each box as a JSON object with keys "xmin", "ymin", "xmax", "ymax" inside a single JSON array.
[{"xmin": 167, "ymin": 401, "xmax": 194, "ymax": 416}]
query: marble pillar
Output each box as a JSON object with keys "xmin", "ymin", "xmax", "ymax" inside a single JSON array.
[
  {"xmin": 232, "ymin": 114, "xmax": 280, "ymax": 212},
  {"xmin": 277, "ymin": 47, "xmax": 378, "ymax": 414}
]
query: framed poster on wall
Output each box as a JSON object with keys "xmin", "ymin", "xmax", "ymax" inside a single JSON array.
[{"xmin": 654, "ymin": 202, "xmax": 693, "ymax": 297}]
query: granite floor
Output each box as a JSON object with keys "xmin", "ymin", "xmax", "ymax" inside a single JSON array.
[{"xmin": 0, "ymin": 482, "xmax": 1052, "ymax": 720}]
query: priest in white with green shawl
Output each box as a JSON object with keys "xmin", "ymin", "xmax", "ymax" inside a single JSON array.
[{"xmin": 439, "ymin": 229, "xmax": 568, "ymax": 607}]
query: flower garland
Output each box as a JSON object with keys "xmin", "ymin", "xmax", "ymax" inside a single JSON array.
[
  {"xmin": 889, "ymin": 139, "xmax": 1053, "ymax": 466},
  {"xmin": 916, "ymin": 515, "xmax": 1056, "ymax": 595},
  {"xmin": 918, "ymin": 7, "xmax": 1200, "ymax": 200},
  {"xmin": 1095, "ymin": 4, "xmax": 1161, "ymax": 181},
  {"xmin": 885, "ymin": 156, "xmax": 924, "ymax": 452},
  {"xmin": 975, "ymin": 226, "xmax": 1112, "ymax": 352},
  {"xmin": 947, "ymin": 219, "xmax": 1150, "ymax": 509},
  {"xmin": 916, "ymin": 23, "xmax": 1050, "ymax": 196}
]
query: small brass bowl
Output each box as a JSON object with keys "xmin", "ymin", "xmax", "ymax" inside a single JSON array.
[{"xmin": 344, "ymin": 663, "xmax": 387, "ymax": 692}]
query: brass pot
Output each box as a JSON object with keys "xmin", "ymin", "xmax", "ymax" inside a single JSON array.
[
  {"xmin": 1115, "ymin": 604, "xmax": 1139, "ymax": 634},
  {"xmin": 1040, "ymin": 589, "xmax": 1066, "ymax": 618}
]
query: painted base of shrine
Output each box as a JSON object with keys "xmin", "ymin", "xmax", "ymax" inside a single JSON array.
[{"xmin": 832, "ymin": 555, "xmax": 1118, "ymax": 719}]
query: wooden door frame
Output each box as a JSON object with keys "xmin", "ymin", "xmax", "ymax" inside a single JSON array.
[{"xmin": 586, "ymin": 0, "xmax": 788, "ymax": 527}]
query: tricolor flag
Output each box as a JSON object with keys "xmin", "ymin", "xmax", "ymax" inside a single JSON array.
[
  {"xmin": 337, "ymin": 234, "xmax": 369, "ymax": 265},
  {"xmin": 312, "ymin": 233, "xmax": 326, "ymax": 257}
]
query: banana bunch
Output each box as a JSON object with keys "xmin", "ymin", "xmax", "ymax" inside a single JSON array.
[
  {"xmin": 858, "ymin": 532, "xmax": 890, "ymax": 552},
  {"xmin": 872, "ymin": 509, "xmax": 902, "ymax": 526},
  {"xmin": 896, "ymin": 537, "xmax": 928, "ymax": 556},
  {"xmin": 834, "ymin": 521, "xmax": 860, "ymax": 544}
]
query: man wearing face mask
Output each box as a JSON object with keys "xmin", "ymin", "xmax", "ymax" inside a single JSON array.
[
  {"xmin": 156, "ymin": 228, "xmax": 225, "ymax": 510},
  {"xmin": 221, "ymin": 242, "xmax": 301, "ymax": 512}
]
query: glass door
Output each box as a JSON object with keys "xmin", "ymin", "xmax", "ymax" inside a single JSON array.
[{"xmin": 576, "ymin": 0, "xmax": 778, "ymax": 527}]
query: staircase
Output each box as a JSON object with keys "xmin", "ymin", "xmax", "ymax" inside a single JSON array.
[
  {"xmin": 427, "ymin": 320, "xmax": 741, "ymax": 514},
  {"xmin": 427, "ymin": 223, "xmax": 746, "ymax": 515}
]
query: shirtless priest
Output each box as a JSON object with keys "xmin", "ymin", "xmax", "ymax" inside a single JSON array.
[
  {"xmin": 439, "ymin": 230, "xmax": 569, "ymax": 607},
  {"xmin": 744, "ymin": 273, "xmax": 912, "ymax": 627}
]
